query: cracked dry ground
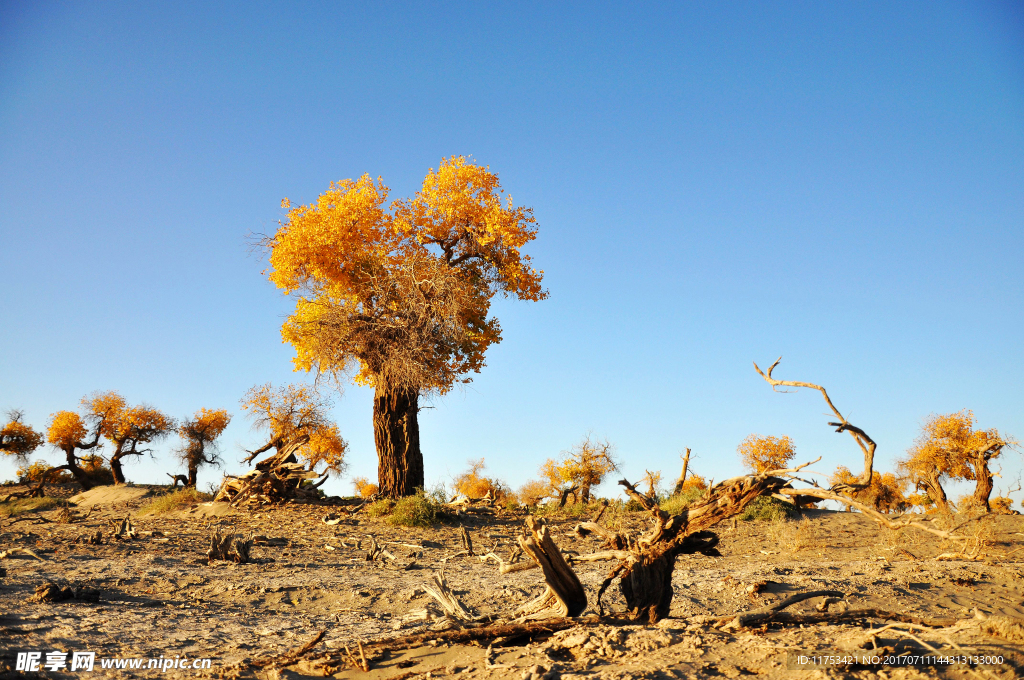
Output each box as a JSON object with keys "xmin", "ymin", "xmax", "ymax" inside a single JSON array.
[{"xmin": 1, "ymin": 490, "xmax": 1023, "ymax": 679}]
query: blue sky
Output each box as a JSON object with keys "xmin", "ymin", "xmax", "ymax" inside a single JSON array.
[{"xmin": 2, "ymin": 1, "xmax": 1022, "ymax": 503}]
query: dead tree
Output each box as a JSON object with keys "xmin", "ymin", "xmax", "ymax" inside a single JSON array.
[
  {"xmin": 597, "ymin": 472, "xmax": 790, "ymax": 623},
  {"xmin": 214, "ymin": 437, "xmax": 328, "ymax": 506},
  {"xmin": 672, "ymin": 448, "xmax": 692, "ymax": 496},
  {"xmin": 754, "ymin": 357, "xmax": 876, "ymax": 492}
]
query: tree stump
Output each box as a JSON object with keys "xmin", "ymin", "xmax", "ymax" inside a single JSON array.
[{"xmin": 516, "ymin": 516, "xmax": 587, "ymax": 619}]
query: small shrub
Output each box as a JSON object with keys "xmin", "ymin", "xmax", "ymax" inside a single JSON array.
[
  {"xmin": 0, "ymin": 496, "xmax": 63, "ymax": 518},
  {"xmin": 661, "ymin": 486, "xmax": 706, "ymax": 515},
  {"xmin": 137, "ymin": 488, "xmax": 213, "ymax": 515},
  {"xmin": 739, "ymin": 494, "xmax": 797, "ymax": 522},
  {"xmin": 991, "ymin": 496, "xmax": 1016, "ymax": 514},
  {"xmin": 533, "ymin": 500, "xmax": 592, "ymax": 518},
  {"xmin": 366, "ymin": 498, "xmax": 396, "ymax": 518},
  {"xmin": 387, "ymin": 490, "xmax": 448, "ymax": 527},
  {"xmin": 517, "ymin": 479, "xmax": 551, "ymax": 506},
  {"xmin": 80, "ymin": 454, "xmax": 115, "ymax": 486}
]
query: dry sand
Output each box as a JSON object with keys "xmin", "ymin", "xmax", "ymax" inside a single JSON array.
[{"xmin": 1, "ymin": 485, "xmax": 1022, "ymax": 679}]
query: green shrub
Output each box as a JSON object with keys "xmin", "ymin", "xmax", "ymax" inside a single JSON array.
[
  {"xmin": 137, "ymin": 488, "xmax": 213, "ymax": 515},
  {"xmin": 660, "ymin": 486, "xmax": 707, "ymax": 515},
  {"xmin": 739, "ymin": 494, "xmax": 797, "ymax": 522},
  {"xmin": 387, "ymin": 490, "xmax": 448, "ymax": 527},
  {"xmin": 366, "ymin": 498, "xmax": 396, "ymax": 518}
]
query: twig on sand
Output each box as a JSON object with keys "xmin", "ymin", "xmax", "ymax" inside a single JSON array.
[{"xmin": 251, "ymin": 630, "xmax": 325, "ymax": 669}]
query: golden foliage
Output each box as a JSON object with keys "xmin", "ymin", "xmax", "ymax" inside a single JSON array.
[
  {"xmin": 0, "ymin": 411, "xmax": 44, "ymax": 459},
  {"xmin": 517, "ymin": 478, "xmax": 551, "ymax": 506},
  {"xmin": 640, "ymin": 470, "xmax": 662, "ymax": 497},
  {"xmin": 679, "ymin": 474, "xmax": 708, "ymax": 492},
  {"xmin": 79, "ymin": 454, "xmax": 113, "ymax": 484},
  {"xmin": 240, "ymin": 383, "xmax": 347, "ymax": 474},
  {"xmin": 453, "ymin": 458, "xmax": 509, "ymax": 501},
  {"xmin": 47, "ymin": 411, "xmax": 88, "ymax": 451},
  {"xmin": 83, "ymin": 391, "xmax": 173, "ymax": 451},
  {"xmin": 353, "ymin": 476, "xmax": 379, "ymax": 498},
  {"xmin": 16, "ymin": 461, "xmax": 74, "ymax": 484},
  {"xmin": 737, "ymin": 434, "xmax": 796, "ymax": 474},
  {"xmin": 990, "ymin": 497, "xmax": 1016, "ymax": 514},
  {"xmin": 304, "ymin": 423, "xmax": 348, "ymax": 476},
  {"xmin": 266, "ymin": 157, "xmax": 546, "ymax": 394},
  {"xmin": 241, "ymin": 383, "xmax": 329, "ymax": 446},
  {"xmin": 901, "ymin": 410, "xmax": 1000, "ymax": 482},
  {"xmin": 182, "ymin": 408, "xmax": 231, "ymax": 441},
  {"xmin": 830, "ymin": 466, "xmax": 908, "ymax": 513},
  {"xmin": 539, "ymin": 436, "xmax": 617, "ymax": 501},
  {"xmin": 177, "ymin": 408, "xmax": 232, "ymax": 480}
]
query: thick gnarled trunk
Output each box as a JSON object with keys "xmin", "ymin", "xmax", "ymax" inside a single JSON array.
[
  {"xmin": 920, "ymin": 471, "xmax": 949, "ymax": 512},
  {"xmin": 373, "ymin": 383, "xmax": 423, "ymax": 498},
  {"xmin": 971, "ymin": 455, "xmax": 994, "ymax": 513}
]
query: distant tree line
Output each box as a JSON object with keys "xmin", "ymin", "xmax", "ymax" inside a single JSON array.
[{"xmin": 1, "ymin": 382, "xmax": 348, "ymax": 496}]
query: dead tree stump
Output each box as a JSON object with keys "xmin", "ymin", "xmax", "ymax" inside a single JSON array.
[
  {"xmin": 599, "ymin": 474, "xmax": 788, "ymax": 623},
  {"xmin": 516, "ymin": 516, "xmax": 587, "ymax": 619}
]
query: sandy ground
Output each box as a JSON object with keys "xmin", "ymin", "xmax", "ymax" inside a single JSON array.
[{"xmin": 1, "ymin": 485, "xmax": 1023, "ymax": 679}]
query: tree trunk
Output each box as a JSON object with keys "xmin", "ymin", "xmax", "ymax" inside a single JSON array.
[
  {"xmin": 110, "ymin": 455, "xmax": 126, "ymax": 485},
  {"xmin": 672, "ymin": 448, "xmax": 691, "ymax": 496},
  {"xmin": 373, "ymin": 383, "xmax": 422, "ymax": 498},
  {"xmin": 599, "ymin": 475, "xmax": 784, "ymax": 623},
  {"xmin": 187, "ymin": 465, "xmax": 198, "ymax": 488},
  {"xmin": 971, "ymin": 455, "xmax": 993, "ymax": 513},
  {"xmin": 60, "ymin": 447, "xmax": 94, "ymax": 491},
  {"xmin": 921, "ymin": 472, "xmax": 948, "ymax": 512}
]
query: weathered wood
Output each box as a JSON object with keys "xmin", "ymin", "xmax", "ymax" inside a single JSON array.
[
  {"xmin": 597, "ymin": 473, "xmax": 786, "ymax": 623},
  {"xmin": 423, "ymin": 570, "xmax": 477, "ymax": 621},
  {"xmin": 207, "ymin": 530, "xmax": 253, "ymax": 564},
  {"xmin": 672, "ymin": 448, "xmax": 692, "ymax": 496},
  {"xmin": 516, "ymin": 517, "xmax": 587, "ymax": 619}
]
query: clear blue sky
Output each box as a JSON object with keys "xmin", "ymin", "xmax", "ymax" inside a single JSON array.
[{"xmin": 2, "ymin": 1, "xmax": 1022, "ymax": 503}]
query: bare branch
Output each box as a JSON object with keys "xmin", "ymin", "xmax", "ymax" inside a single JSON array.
[{"xmin": 754, "ymin": 358, "xmax": 875, "ymax": 490}]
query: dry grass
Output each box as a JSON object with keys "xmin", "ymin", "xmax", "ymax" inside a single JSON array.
[
  {"xmin": 137, "ymin": 488, "xmax": 213, "ymax": 515},
  {"xmin": 0, "ymin": 496, "xmax": 64, "ymax": 518}
]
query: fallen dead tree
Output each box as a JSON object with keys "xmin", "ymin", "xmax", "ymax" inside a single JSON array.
[
  {"xmin": 214, "ymin": 438, "xmax": 329, "ymax": 506},
  {"xmin": 754, "ymin": 358, "xmax": 974, "ymax": 552}
]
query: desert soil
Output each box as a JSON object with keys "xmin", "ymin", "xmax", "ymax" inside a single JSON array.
[{"xmin": 1, "ymin": 485, "xmax": 1023, "ymax": 679}]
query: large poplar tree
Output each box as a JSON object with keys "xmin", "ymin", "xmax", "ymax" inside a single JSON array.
[{"xmin": 264, "ymin": 157, "xmax": 546, "ymax": 497}]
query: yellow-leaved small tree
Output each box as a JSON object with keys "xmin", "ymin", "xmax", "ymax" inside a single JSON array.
[
  {"xmin": 900, "ymin": 410, "xmax": 1013, "ymax": 513},
  {"xmin": 0, "ymin": 410, "xmax": 43, "ymax": 461},
  {"xmin": 830, "ymin": 465, "xmax": 908, "ymax": 514},
  {"xmin": 737, "ymin": 434, "xmax": 796, "ymax": 474},
  {"xmin": 82, "ymin": 392, "xmax": 174, "ymax": 485},
  {"xmin": 540, "ymin": 436, "xmax": 617, "ymax": 504},
  {"xmin": 177, "ymin": 408, "xmax": 231, "ymax": 487}
]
